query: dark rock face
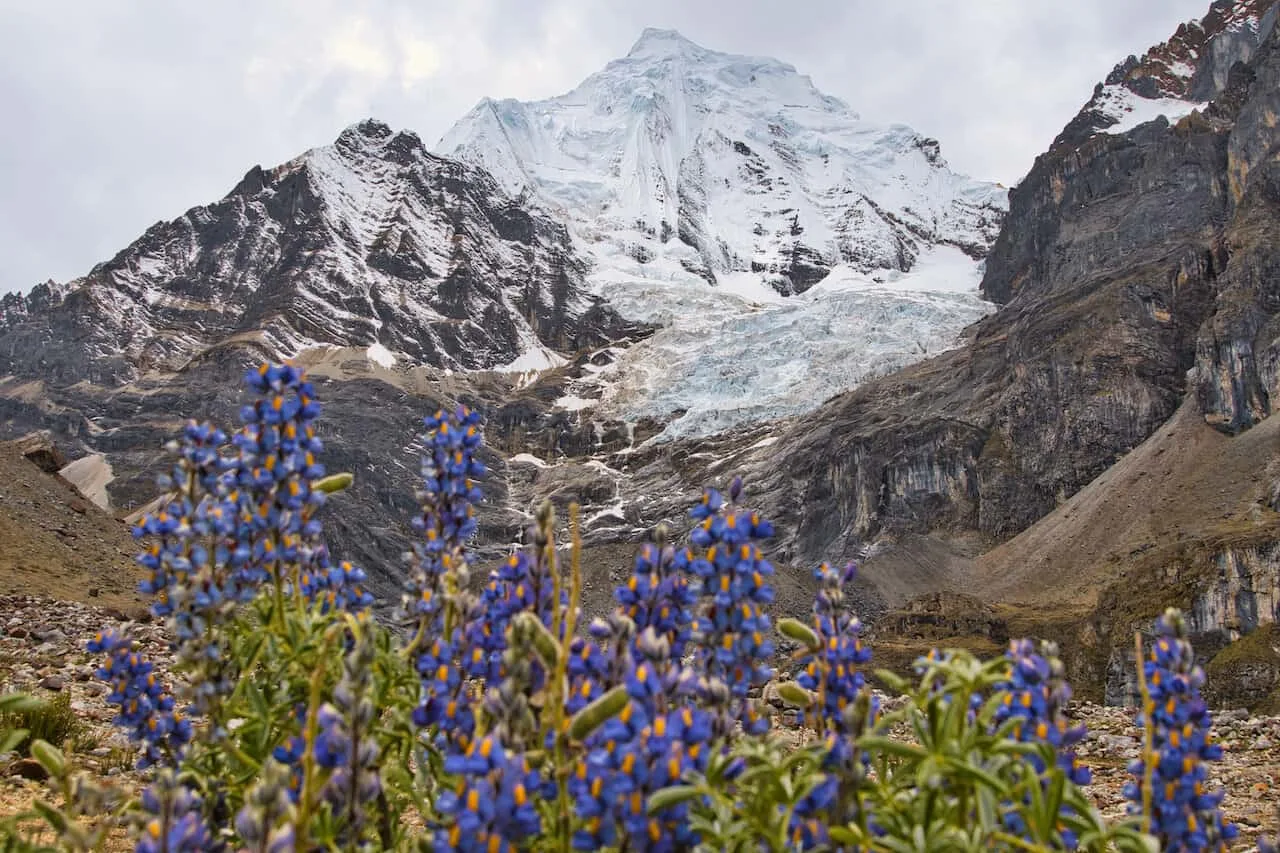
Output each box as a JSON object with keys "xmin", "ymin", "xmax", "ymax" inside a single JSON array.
[{"xmin": 1192, "ymin": 31, "xmax": 1280, "ymax": 432}]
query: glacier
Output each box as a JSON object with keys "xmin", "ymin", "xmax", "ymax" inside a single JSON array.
[
  {"xmin": 574, "ymin": 245, "xmax": 994, "ymax": 442},
  {"xmin": 437, "ymin": 28, "xmax": 1007, "ymax": 440}
]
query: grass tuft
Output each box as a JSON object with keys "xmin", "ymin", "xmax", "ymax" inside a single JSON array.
[{"xmin": 0, "ymin": 691, "xmax": 82, "ymax": 756}]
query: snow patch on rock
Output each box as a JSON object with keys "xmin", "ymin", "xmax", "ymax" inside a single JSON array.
[
  {"xmin": 1097, "ymin": 84, "xmax": 1202, "ymax": 134},
  {"xmin": 367, "ymin": 342, "xmax": 397, "ymax": 368}
]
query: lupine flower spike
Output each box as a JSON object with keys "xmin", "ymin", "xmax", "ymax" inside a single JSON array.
[
  {"xmin": 134, "ymin": 769, "xmax": 213, "ymax": 853},
  {"xmin": 314, "ymin": 621, "xmax": 382, "ymax": 847},
  {"xmin": 86, "ymin": 630, "xmax": 191, "ymax": 769},
  {"xmin": 784, "ymin": 561, "xmax": 875, "ymax": 849},
  {"xmin": 993, "ymin": 639, "xmax": 1090, "ymax": 848},
  {"xmin": 234, "ymin": 760, "xmax": 299, "ymax": 853},
  {"xmin": 681, "ymin": 479, "xmax": 776, "ymax": 736},
  {"xmin": 434, "ymin": 735, "xmax": 542, "ymax": 853},
  {"xmin": 403, "ymin": 405, "xmax": 485, "ymax": 640},
  {"xmin": 232, "ymin": 362, "xmax": 372, "ymax": 614},
  {"xmin": 406, "ymin": 405, "xmax": 486, "ymax": 754},
  {"xmin": 1125, "ymin": 608, "xmax": 1238, "ymax": 851},
  {"xmin": 133, "ymin": 421, "xmax": 244, "ymax": 720}
]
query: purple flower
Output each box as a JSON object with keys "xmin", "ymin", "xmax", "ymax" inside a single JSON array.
[{"xmin": 135, "ymin": 770, "xmax": 212, "ymax": 853}]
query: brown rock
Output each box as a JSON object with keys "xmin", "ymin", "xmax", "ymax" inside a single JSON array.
[{"xmin": 5, "ymin": 758, "xmax": 49, "ymax": 781}]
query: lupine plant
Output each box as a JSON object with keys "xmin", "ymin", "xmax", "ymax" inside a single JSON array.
[{"xmin": 0, "ymin": 359, "xmax": 1261, "ymax": 852}]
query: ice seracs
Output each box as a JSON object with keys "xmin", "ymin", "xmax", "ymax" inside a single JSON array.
[{"xmin": 581, "ymin": 245, "xmax": 994, "ymax": 442}]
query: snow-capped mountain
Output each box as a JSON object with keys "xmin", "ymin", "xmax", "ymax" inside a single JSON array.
[
  {"xmin": 1056, "ymin": 0, "xmax": 1277, "ymax": 145},
  {"xmin": 439, "ymin": 29, "xmax": 1007, "ymax": 439},
  {"xmin": 440, "ymin": 28, "xmax": 1004, "ymax": 297},
  {"xmin": 0, "ymin": 120, "xmax": 637, "ymax": 383}
]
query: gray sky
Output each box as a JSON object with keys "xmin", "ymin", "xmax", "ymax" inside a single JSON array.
[{"xmin": 0, "ymin": 0, "xmax": 1210, "ymax": 295}]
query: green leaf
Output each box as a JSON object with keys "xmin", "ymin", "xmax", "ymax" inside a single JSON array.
[
  {"xmin": 940, "ymin": 756, "xmax": 1008, "ymax": 796},
  {"xmin": 646, "ymin": 785, "xmax": 702, "ymax": 814},
  {"xmin": 775, "ymin": 681, "xmax": 814, "ymax": 708},
  {"xmin": 776, "ymin": 617, "xmax": 820, "ymax": 650},
  {"xmin": 858, "ymin": 735, "xmax": 927, "ymax": 761},
  {"xmin": 0, "ymin": 729, "xmax": 29, "ymax": 754},
  {"xmin": 29, "ymin": 740, "xmax": 65, "ymax": 778},
  {"xmin": 511, "ymin": 612, "xmax": 562, "ymax": 671},
  {"xmin": 29, "ymin": 800, "xmax": 69, "ymax": 834},
  {"xmin": 314, "ymin": 472, "xmax": 354, "ymax": 493},
  {"xmin": 828, "ymin": 826, "xmax": 863, "ymax": 845},
  {"xmin": 568, "ymin": 686, "xmax": 628, "ymax": 741}
]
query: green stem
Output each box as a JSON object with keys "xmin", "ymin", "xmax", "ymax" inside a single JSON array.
[
  {"xmin": 271, "ymin": 545, "xmax": 286, "ymax": 633},
  {"xmin": 550, "ymin": 504, "xmax": 583, "ymax": 852},
  {"xmin": 293, "ymin": 663, "xmax": 328, "ymax": 850},
  {"xmin": 991, "ymin": 831, "xmax": 1054, "ymax": 852}
]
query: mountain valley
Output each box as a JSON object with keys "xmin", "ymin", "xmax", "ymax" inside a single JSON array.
[{"xmin": 2, "ymin": 0, "xmax": 1280, "ymax": 711}]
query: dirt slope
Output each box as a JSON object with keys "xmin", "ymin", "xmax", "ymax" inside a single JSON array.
[
  {"xmin": 976, "ymin": 397, "xmax": 1280, "ymax": 607},
  {"xmin": 0, "ymin": 436, "xmax": 143, "ymax": 610}
]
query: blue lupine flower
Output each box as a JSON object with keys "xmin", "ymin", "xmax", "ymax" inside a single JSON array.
[
  {"xmin": 234, "ymin": 759, "xmax": 298, "ymax": 853},
  {"xmin": 403, "ymin": 406, "xmax": 485, "ymax": 630},
  {"xmin": 789, "ymin": 562, "xmax": 877, "ymax": 847},
  {"xmin": 131, "ymin": 420, "xmax": 250, "ymax": 718},
  {"xmin": 1124, "ymin": 609, "xmax": 1238, "ymax": 852},
  {"xmin": 401, "ymin": 406, "xmax": 489, "ymax": 759},
  {"xmin": 230, "ymin": 362, "xmax": 371, "ymax": 615},
  {"xmin": 571, "ymin": 705, "xmax": 716, "ymax": 852},
  {"xmin": 795, "ymin": 562, "xmax": 873, "ymax": 729},
  {"xmin": 993, "ymin": 638, "xmax": 1090, "ymax": 848},
  {"xmin": 565, "ymin": 631, "xmax": 614, "ymax": 716},
  {"xmin": 312, "ymin": 628, "xmax": 382, "ymax": 845},
  {"xmin": 618, "ymin": 541, "xmax": 698, "ymax": 663},
  {"xmin": 568, "ymin": 747, "xmax": 621, "ymax": 849},
  {"xmin": 412, "ymin": 635, "xmax": 477, "ymax": 752},
  {"xmin": 270, "ymin": 705, "xmax": 309, "ymax": 803},
  {"xmin": 681, "ymin": 485, "xmax": 776, "ymax": 733},
  {"xmin": 434, "ymin": 735, "xmax": 542, "ymax": 853},
  {"xmin": 86, "ymin": 630, "xmax": 191, "ymax": 770},
  {"xmin": 995, "ymin": 639, "xmax": 1090, "ymax": 783},
  {"xmin": 135, "ymin": 769, "xmax": 213, "ymax": 853}
]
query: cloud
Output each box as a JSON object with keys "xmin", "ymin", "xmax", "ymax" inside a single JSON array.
[{"xmin": 0, "ymin": 0, "xmax": 1213, "ymax": 293}]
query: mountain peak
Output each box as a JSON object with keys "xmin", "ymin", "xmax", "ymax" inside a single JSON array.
[
  {"xmin": 1053, "ymin": 0, "xmax": 1277, "ymax": 147},
  {"xmin": 625, "ymin": 27, "xmax": 706, "ymax": 59}
]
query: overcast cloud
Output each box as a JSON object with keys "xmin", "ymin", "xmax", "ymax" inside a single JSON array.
[{"xmin": 0, "ymin": 0, "xmax": 1210, "ymax": 294}]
